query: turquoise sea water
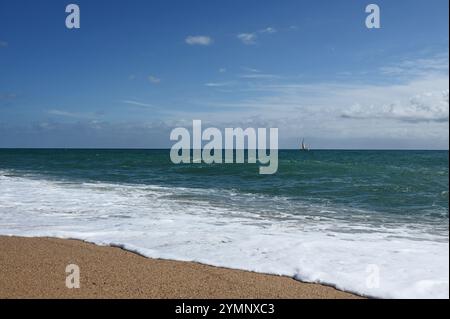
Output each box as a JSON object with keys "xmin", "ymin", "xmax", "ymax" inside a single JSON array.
[
  {"xmin": 1, "ymin": 149, "xmax": 448, "ymax": 228},
  {"xmin": 0, "ymin": 149, "xmax": 448, "ymax": 298}
]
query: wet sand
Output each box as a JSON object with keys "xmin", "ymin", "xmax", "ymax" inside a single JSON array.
[{"xmin": 0, "ymin": 236, "xmax": 362, "ymax": 299}]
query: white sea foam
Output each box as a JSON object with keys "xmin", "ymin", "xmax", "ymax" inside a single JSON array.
[{"xmin": 0, "ymin": 171, "xmax": 448, "ymax": 299}]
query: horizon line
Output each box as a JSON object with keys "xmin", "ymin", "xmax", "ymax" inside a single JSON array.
[{"xmin": 0, "ymin": 148, "xmax": 448, "ymax": 152}]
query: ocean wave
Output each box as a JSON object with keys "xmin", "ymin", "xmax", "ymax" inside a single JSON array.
[{"xmin": 0, "ymin": 172, "xmax": 448, "ymax": 299}]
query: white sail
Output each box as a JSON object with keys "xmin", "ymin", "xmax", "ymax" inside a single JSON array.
[{"xmin": 301, "ymin": 139, "xmax": 309, "ymax": 151}]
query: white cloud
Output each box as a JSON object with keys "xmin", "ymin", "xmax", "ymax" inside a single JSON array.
[
  {"xmin": 122, "ymin": 100, "xmax": 154, "ymax": 108},
  {"xmin": 38, "ymin": 53, "xmax": 449, "ymax": 149},
  {"xmin": 237, "ymin": 26, "xmax": 278, "ymax": 45},
  {"xmin": 176, "ymin": 53, "xmax": 449, "ymax": 148},
  {"xmin": 380, "ymin": 53, "xmax": 449, "ymax": 77},
  {"xmin": 47, "ymin": 109, "xmax": 96, "ymax": 119},
  {"xmin": 204, "ymin": 81, "xmax": 236, "ymax": 88},
  {"xmin": 260, "ymin": 27, "xmax": 277, "ymax": 34},
  {"xmin": 241, "ymin": 67, "xmax": 261, "ymax": 73},
  {"xmin": 342, "ymin": 90, "xmax": 449, "ymax": 123},
  {"xmin": 148, "ymin": 75, "xmax": 161, "ymax": 84},
  {"xmin": 239, "ymin": 73, "xmax": 280, "ymax": 80},
  {"xmin": 237, "ymin": 33, "xmax": 257, "ymax": 45},
  {"xmin": 0, "ymin": 41, "xmax": 7, "ymax": 48},
  {"xmin": 185, "ymin": 35, "xmax": 213, "ymax": 46}
]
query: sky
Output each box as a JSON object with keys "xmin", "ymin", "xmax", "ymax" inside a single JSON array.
[{"xmin": 0, "ymin": 0, "xmax": 448, "ymax": 149}]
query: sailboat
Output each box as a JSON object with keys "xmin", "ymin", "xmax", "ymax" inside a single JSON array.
[{"xmin": 300, "ymin": 138, "xmax": 309, "ymax": 151}]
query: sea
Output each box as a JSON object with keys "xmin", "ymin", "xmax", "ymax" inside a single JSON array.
[{"xmin": 0, "ymin": 149, "xmax": 448, "ymax": 299}]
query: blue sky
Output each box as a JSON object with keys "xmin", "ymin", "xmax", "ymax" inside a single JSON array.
[{"xmin": 0, "ymin": 0, "xmax": 448, "ymax": 148}]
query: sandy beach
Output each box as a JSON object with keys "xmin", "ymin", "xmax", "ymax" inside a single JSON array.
[{"xmin": 0, "ymin": 236, "xmax": 361, "ymax": 299}]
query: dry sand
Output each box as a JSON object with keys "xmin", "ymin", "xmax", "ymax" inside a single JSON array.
[{"xmin": 0, "ymin": 236, "xmax": 362, "ymax": 299}]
